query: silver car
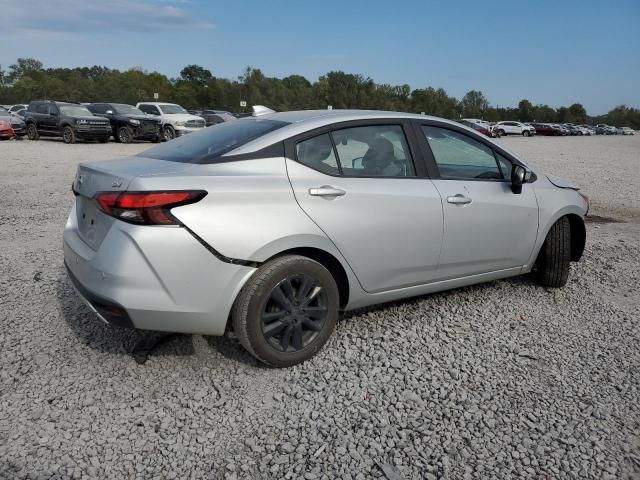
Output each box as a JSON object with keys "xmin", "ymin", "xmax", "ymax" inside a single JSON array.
[{"xmin": 64, "ymin": 110, "xmax": 588, "ymax": 367}]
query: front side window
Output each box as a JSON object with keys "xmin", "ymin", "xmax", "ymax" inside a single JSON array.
[
  {"xmin": 422, "ymin": 126, "xmax": 503, "ymax": 180},
  {"xmin": 159, "ymin": 104, "xmax": 187, "ymax": 114},
  {"xmin": 332, "ymin": 125, "xmax": 415, "ymax": 177},
  {"xmin": 89, "ymin": 104, "xmax": 107, "ymax": 114},
  {"xmin": 296, "ymin": 134, "xmax": 339, "ymax": 175},
  {"xmin": 139, "ymin": 105, "xmax": 160, "ymax": 115}
]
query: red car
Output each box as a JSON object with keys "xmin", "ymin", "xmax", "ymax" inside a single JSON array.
[
  {"xmin": 0, "ymin": 120, "xmax": 15, "ymax": 140},
  {"xmin": 458, "ymin": 119, "xmax": 495, "ymax": 137}
]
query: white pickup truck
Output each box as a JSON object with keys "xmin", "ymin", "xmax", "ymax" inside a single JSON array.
[{"xmin": 136, "ymin": 102, "xmax": 206, "ymax": 141}]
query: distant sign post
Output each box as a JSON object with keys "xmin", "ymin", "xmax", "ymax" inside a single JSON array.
[
  {"xmin": 153, "ymin": 92, "xmax": 159, "ymax": 100},
  {"xmin": 327, "ymin": 105, "xmax": 333, "ymax": 110},
  {"xmin": 240, "ymin": 101, "xmax": 247, "ymax": 108}
]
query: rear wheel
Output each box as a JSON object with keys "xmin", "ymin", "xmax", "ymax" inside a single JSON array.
[
  {"xmin": 62, "ymin": 126, "xmax": 76, "ymax": 144},
  {"xmin": 27, "ymin": 123, "xmax": 39, "ymax": 140},
  {"xmin": 232, "ymin": 255, "xmax": 339, "ymax": 367},
  {"xmin": 534, "ymin": 217, "xmax": 571, "ymax": 287},
  {"xmin": 163, "ymin": 125, "xmax": 175, "ymax": 141},
  {"xmin": 117, "ymin": 126, "xmax": 133, "ymax": 143}
]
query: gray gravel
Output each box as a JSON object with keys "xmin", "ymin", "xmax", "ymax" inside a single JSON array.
[{"xmin": 1, "ymin": 135, "xmax": 639, "ymax": 479}]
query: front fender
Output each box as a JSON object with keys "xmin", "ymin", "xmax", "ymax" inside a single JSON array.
[{"xmin": 525, "ymin": 186, "xmax": 587, "ymax": 270}]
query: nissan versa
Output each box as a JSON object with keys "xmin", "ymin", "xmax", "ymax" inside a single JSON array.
[{"xmin": 64, "ymin": 110, "xmax": 588, "ymax": 367}]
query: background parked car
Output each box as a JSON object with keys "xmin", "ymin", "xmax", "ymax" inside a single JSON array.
[
  {"xmin": 493, "ymin": 121, "xmax": 536, "ymax": 137},
  {"xmin": 0, "ymin": 106, "xmax": 27, "ymax": 137},
  {"xmin": 530, "ymin": 123, "xmax": 562, "ymax": 136},
  {"xmin": 136, "ymin": 102, "xmax": 206, "ymax": 141},
  {"xmin": 8, "ymin": 104, "xmax": 28, "ymax": 114},
  {"xmin": 87, "ymin": 103, "xmax": 162, "ymax": 143},
  {"xmin": 458, "ymin": 119, "xmax": 495, "ymax": 137},
  {"xmin": 0, "ymin": 119, "xmax": 15, "ymax": 140},
  {"xmin": 620, "ymin": 127, "xmax": 635, "ymax": 135},
  {"xmin": 188, "ymin": 109, "xmax": 237, "ymax": 127},
  {"xmin": 24, "ymin": 100, "xmax": 112, "ymax": 144}
]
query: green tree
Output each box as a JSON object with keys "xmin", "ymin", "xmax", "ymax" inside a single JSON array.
[{"xmin": 460, "ymin": 90, "xmax": 489, "ymax": 119}]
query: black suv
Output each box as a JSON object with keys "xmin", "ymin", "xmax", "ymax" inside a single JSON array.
[
  {"xmin": 25, "ymin": 101, "xmax": 112, "ymax": 144},
  {"xmin": 87, "ymin": 103, "xmax": 162, "ymax": 143}
]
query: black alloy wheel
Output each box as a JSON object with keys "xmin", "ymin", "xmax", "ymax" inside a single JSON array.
[{"xmin": 261, "ymin": 274, "xmax": 328, "ymax": 353}]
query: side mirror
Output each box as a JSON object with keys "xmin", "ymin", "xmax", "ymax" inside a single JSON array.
[
  {"xmin": 511, "ymin": 165, "xmax": 530, "ymax": 194},
  {"xmin": 105, "ymin": 110, "xmax": 114, "ymax": 115}
]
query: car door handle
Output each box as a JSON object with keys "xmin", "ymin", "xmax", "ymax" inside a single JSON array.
[
  {"xmin": 446, "ymin": 194, "xmax": 472, "ymax": 205},
  {"xmin": 308, "ymin": 186, "xmax": 346, "ymax": 197}
]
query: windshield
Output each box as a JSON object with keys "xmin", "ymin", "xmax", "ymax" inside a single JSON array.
[
  {"xmin": 113, "ymin": 104, "xmax": 145, "ymax": 116},
  {"xmin": 60, "ymin": 105, "xmax": 93, "ymax": 116},
  {"xmin": 141, "ymin": 118, "xmax": 289, "ymax": 163},
  {"xmin": 159, "ymin": 104, "xmax": 188, "ymax": 114}
]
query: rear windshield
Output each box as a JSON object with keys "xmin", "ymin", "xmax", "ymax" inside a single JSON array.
[{"xmin": 141, "ymin": 118, "xmax": 289, "ymax": 163}]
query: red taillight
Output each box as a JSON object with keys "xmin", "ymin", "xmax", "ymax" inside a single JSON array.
[{"xmin": 95, "ymin": 190, "xmax": 206, "ymax": 225}]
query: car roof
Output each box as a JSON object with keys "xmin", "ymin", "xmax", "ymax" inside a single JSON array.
[{"xmin": 227, "ymin": 109, "xmax": 488, "ymax": 156}]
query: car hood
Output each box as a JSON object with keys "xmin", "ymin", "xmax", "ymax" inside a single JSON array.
[
  {"xmin": 546, "ymin": 174, "xmax": 579, "ymax": 190},
  {"xmin": 161, "ymin": 113, "xmax": 204, "ymax": 121}
]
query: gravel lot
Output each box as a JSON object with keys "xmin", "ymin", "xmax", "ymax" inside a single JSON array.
[{"xmin": 1, "ymin": 135, "xmax": 639, "ymax": 479}]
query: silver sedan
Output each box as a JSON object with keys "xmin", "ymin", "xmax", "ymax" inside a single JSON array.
[{"xmin": 64, "ymin": 110, "xmax": 588, "ymax": 366}]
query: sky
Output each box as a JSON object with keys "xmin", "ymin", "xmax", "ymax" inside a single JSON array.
[{"xmin": 1, "ymin": 0, "xmax": 639, "ymax": 115}]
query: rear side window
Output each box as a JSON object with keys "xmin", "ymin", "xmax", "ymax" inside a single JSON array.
[
  {"xmin": 296, "ymin": 134, "xmax": 340, "ymax": 175},
  {"xmin": 422, "ymin": 126, "xmax": 503, "ymax": 180},
  {"xmin": 89, "ymin": 104, "xmax": 107, "ymax": 114},
  {"xmin": 142, "ymin": 118, "xmax": 289, "ymax": 163},
  {"xmin": 295, "ymin": 125, "xmax": 415, "ymax": 178},
  {"xmin": 35, "ymin": 103, "xmax": 49, "ymax": 114}
]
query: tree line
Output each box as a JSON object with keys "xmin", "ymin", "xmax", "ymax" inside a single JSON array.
[{"xmin": 1, "ymin": 58, "xmax": 638, "ymax": 128}]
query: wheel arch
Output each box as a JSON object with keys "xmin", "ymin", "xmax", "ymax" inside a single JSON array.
[
  {"xmin": 264, "ymin": 247, "xmax": 350, "ymax": 309},
  {"xmin": 566, "ymin": 213, "xmax": 586, "ymax": 261}
]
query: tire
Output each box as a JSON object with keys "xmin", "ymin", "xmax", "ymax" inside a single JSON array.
[
  {"xmin": 163, "ymin": 125, "xmax": 175, "ymax": 141},
  {"xmin": 26, "ymin": 123, "xmax": 39, "ymax": 140},
  {"xmin": 496, "ymin": 129, "xmax": 505, "ymax": 138},
  {"xmin": 523, "ymin": 130, "xmax": 530, "ymax": 137},
  {"xmin": 232, "ymin": 255, "xmax": 340, "ymax": 367},
  {"xmin": 534, "ymin": 216, "xmax": 571, "ymax": 288},
  {"xmin": 117, "ymin": 126, "xmax": 133, "ymax": 144},
  {"xmin": 62, "ymin": 126, "xmax": 76, "ymax": 144}
]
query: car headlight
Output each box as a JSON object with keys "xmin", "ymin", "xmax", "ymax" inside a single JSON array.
[
  {"xmin": 174, "ymin": 121, "xmax": 186, "ymax": 127},
  {"xmin": 129, "ymin": 119, "xmax": 140, "ymax": 125},
  {"xmin": 77, "ymin": 119, "xmax": 88, "ymax": 125}
]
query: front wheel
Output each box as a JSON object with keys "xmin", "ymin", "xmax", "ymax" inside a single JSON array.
[
  {"xmin": 163, "ymin": 125, "xmax": 175, "ymax": 141},
  {"xmin": 117, "ymin": 126, "xmax": 133, "ymax": 143},
  {"xmin": 523, "ymin": 130, "xmax": 530, "ymax": 137},
  {"xmin": 62, "ymin": 126, "xmax": 76, "ymax": 144},
  {"xmin": 27, "ymin": 123, "xmax": 39, "ymax": 140},
  {"xmin": 232, "ymin": 255, "xmax": 339, "ymax": 367},
  {"xmin": 495, "ymin": 129, "xmax": 505, "ymax": 138},
  {"xmin": 534, "ymin": 217, "xmax": 571, "ymax": 287}
]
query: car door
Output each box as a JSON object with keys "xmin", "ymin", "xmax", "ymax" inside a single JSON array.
[
  {"xmin": 416, "ymin": 122, "xmax": 538, "ymax": 280},
  {"xmin": 41, "ymin": 103, "xmax": 59, "ymax": 132},
  {"xmin": 285, "ymin": 121, "xmax": 444, "ymax": 293}
]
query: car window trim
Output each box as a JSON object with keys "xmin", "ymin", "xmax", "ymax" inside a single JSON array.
[{"xmin": 284, "ymin": 118, "xmax": 429, "ymax": 179}]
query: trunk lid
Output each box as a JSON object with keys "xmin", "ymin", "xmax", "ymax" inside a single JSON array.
[{"xmin": 72, "ymin": 156, "xmax": 198, "ymax": 250}]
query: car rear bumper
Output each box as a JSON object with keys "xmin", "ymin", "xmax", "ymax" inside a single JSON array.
[{"xmin": 63, "ymin": 202, "xmax": 257, "ymax": 335}]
